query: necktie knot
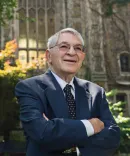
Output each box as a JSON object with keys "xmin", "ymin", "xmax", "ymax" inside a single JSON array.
[{"xmin": 63, "ymin": 84, "xmax": 72, "ymax": 94}]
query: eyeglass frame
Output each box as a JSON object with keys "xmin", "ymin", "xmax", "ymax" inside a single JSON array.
[{"xmin": 49, "ymin": 42, "xmax": 86, "ymax": 53}]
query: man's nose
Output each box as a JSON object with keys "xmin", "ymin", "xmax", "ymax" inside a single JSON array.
[{"xmin": 67, "ymin": 46, "xmax": 76, "ymax": 55}]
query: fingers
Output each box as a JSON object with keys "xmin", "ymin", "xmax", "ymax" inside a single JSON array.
[
  {"xmin": 43, "ymin": 113, "xmax": 49, "ymax": 121},
  {"xmin": 89, "ymin": 118, "xmax": 104, "ymax": 134}
]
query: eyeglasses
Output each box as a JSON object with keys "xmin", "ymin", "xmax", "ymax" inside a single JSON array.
[{"xmin": 50, "ymin": 42, "xmax": 85, "ymax": 53}]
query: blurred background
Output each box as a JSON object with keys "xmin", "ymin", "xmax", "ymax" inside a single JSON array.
[{"xmin": 0, "ymin": 0, "xmax": 130, "ymax": 155}]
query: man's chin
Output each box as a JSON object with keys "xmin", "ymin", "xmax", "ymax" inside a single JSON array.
[{"xmin": 63, "ymin": 70, "xmax": 77, "ymax": 75}]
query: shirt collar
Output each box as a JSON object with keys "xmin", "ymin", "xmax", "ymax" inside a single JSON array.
[{"xmin": 51, "ymin": 71, "xmax": 75, "ymax": 91}]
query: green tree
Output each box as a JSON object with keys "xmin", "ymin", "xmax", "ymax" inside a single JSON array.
[
  {"xmin": 0, "ymin": 0, "xmax": 17, "ymax": 25},
  {"xmin": 102, "ymin": 0, "xmax": 130, "ymax": 16},
  {"xmin": 0, "ymin": 40, "xmax": 37, "ymax": 141},
  {"xmin": 106, "ymin": 90, "xmax": 130, "ymax": 153}
]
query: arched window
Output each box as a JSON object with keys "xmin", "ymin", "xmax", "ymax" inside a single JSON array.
[
  {"xmin": 18, "ymin": 0, "xmax": 55, "ymax": 65},
  {"xmin": 120, "ymin": 53, "xmax": 130, "ymax": 72}
]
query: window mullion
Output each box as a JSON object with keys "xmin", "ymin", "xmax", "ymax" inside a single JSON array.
[
  {"xmin": 36, "ymin": 0, "xmax": 39, "ymax": 58},
  {"xmin": 45, "ymin": 0, "xmax": 48, "ymax": 42},
  {"xmin": 26, "ymin": 0, "xmax": 29, "ymax": 62}
]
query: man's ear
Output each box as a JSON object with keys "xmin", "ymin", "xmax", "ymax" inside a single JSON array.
[
  {"xmin": 82, "ymin": 53, "xmax": 86, "ymax": 61},
  {"xmin": 81, "ymin": 52, "xmax": 86, "ymax": 62},
  {"xmin": 45, "ymin": 49, "xmax": 52, "ymax": 64}
]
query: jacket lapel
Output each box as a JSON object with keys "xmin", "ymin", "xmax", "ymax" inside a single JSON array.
[
  {"xmin": 41, "ymin": 70, "xmax": 69, "ymax": 118},
  {"xmin": 40, "ymin": 70, "xmax": 92, "ymax": 119},
  {"xmin": 74, "ymin": 78, "xmax": 92, "ymax": 120}
]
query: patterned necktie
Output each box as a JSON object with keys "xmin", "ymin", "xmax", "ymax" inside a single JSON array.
[{"xmin": 63, "ymin": 84, "xmax": 76, "ymax": 119}]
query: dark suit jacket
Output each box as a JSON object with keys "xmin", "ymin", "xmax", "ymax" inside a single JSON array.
[{"xmin": 15, "ymin": 70, "xmax": 120, "ymax": 156}]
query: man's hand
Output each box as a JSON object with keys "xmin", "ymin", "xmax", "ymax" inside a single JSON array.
[
  {"xmin": 43, "ymin": 113, "xmax": 49, "ymax": 121},
  {"xmin": 89, "ymin": 118, "xmax": 104, "ymax": 134}
]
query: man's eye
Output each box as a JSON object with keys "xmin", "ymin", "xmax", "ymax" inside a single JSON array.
[
  {"xmin": 60, "ymin": 45, "xmax": 68, "ymax": 49},
  {"xmin": 75, "ymin": 47, "xmax": 82, "ymax": 51}
]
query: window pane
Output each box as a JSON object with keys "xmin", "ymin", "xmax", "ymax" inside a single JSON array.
[
  {"xmin": 19, "ymin": 50, "xmax": 27, "ymax": 64},
  {"xmin": 18, "ymin": 0, "xmax": 22, "ymax": 7},
  {"xmin": 51, "ymin": 0, "xmax": 55, "ymax": 7},
  {"xmin": 37, "ymin": 0, "xmax": 41, "ymax": 8},
  {"xmin": 47, "ymin": 9, "xmax": 55, "ymax": 38},
  {"xmin": 28, "ymin": 0, "xmax": 36, "ymax": 8},
  {"xmin": 37, "ymin": 0, "xmax": 45, "ymax": 8},
  {"xmin": 19, "ymin": 9, "xmax": 27, "ymax": 48},
  {"xmin": 38, "ymin": 9, "xmax": 46, "ymax": 48},
  {"xmin": 38, "ymin": 51, "xmax": 46, "ymax": 68},
  {"xmin": 29, "ymin": 9, "xmax": 37, "ymax": 48},
  {"xmin": 116, "ymin": 93, "xmax": 128, "ymax": 116},
  {"xmin": 47, "ymin": 0, "xmax": 51, "ymax": 8},
  {"xmin": 23, "ymin": 0, "xmax": 26, "ymax": 7},
  {"xmin": 3, "ymin": 27, "xmax": 10, "ymax": 43},
  {"xmin": 18, "ymin": 0, "xmax": 26, "ymax": 8},
  {"xmin": 29, "ymin": 50, "xmax": 37, "ymax": 63},
  {"xmin": 116, "ymin": 93, "xmax": 127, "ymax": 102},
  {"xmin": 73, "ymin": 0, "xmax": 81, "ymax": 17},
  {"xmin": 120, "ymin": 54, "xmax": 129, "ymax": 72},
  {"xmin": 73, "ymin": 22, "xmax": 82, "ymax": 34}
]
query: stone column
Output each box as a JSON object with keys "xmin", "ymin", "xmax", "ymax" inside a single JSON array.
[{"xmin": 85, "ymin": 0, "xmax": 107, "ymax": 89}]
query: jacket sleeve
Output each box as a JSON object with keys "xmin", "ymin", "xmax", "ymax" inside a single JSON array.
[
  {"xmin": 87, "ymin": 88, "xmax": 120, "ymax": 150},
  {"xmin": 15, "ymin": 80, "xmax": 89, "ymax": 151},
  {"xmin": 78, "ymin": 88, "xmax": 120, "ymax": 156}
]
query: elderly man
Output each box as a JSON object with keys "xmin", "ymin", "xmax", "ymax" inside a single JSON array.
[{"xmin": 15, "ymin": 28, "xmax": 120, "ymax": 156}]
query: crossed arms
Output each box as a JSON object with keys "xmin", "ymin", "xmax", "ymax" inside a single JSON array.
[{"xmin": 15, "ymin": 79, "xmax": 120, "ymax": 152}]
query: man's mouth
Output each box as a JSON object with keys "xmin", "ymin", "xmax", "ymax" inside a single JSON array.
[{"xmin": 64, "ymin": 59, "xmax": 77, "ymax": 63}]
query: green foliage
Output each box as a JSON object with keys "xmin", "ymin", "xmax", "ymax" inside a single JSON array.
[
  {"xmin": 0, "ymin": 0, "xmax": 17, "ymax": 25},
  {"xmin": 102, "ymin": 0, "xmax": 130, "ymax": 16},
  {"xmin": 0, "ymin": 40, "xmax": 37, "ymax": 141},
  {"xmin": 0, "ymin": 69, "xmax": 27, "ymax": 141},
  {"xmin": 107, "ymin": 90, "xmax": 130, "ymax": 153},
  {"xmin": 10, "ymin": 130, "xmax": 25, "ymax": 142}
]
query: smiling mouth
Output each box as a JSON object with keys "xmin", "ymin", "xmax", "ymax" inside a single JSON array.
[{"xmin": 64, "ymin": 60, "xmax": 77, "ymax": 63}]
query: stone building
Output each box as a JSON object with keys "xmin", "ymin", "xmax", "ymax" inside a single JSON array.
[{"xmin": 0, "ymin": 0, "xmax": 130, "ymax": 114}]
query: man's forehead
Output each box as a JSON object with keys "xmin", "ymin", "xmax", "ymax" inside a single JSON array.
[{"xmin": 57, "ymin": 32, "xmax": 82, "ymax": 44}]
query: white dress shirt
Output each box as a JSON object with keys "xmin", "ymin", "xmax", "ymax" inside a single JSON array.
[{"xmin": 51, "ymin": 71, "xmax": 94, "ymax": 156}]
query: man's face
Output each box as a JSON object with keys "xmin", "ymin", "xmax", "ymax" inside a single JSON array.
[{"xmin": 46, "ymin": 32, "xmax": 85, "ymax": 76}]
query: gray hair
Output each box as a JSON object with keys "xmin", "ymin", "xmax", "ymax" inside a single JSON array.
[{"xmin": 47, "ymin": 28, "xmax": 84, "ymax": 49}]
